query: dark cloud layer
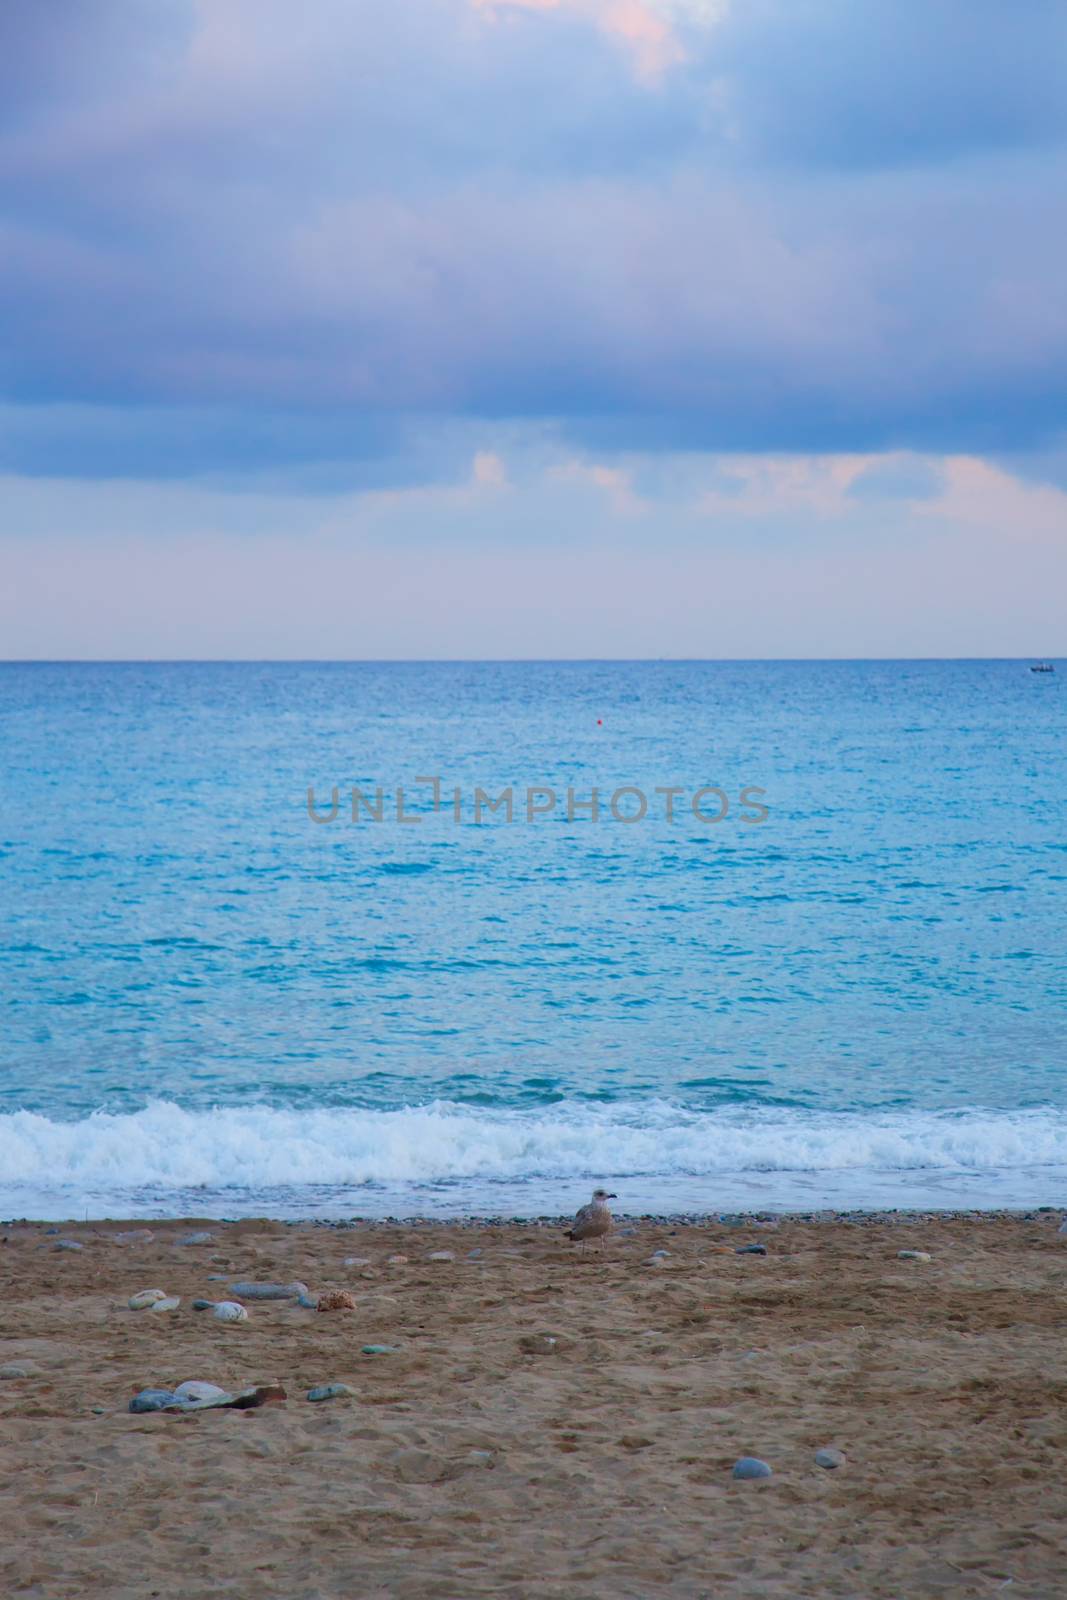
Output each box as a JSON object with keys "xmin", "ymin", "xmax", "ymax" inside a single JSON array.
[{"xmin": 2, "ymin": 0, "xmax": 1066, "ymax": 479}]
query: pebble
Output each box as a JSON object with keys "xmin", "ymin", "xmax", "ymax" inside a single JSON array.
[
  {"xmin": 113, "ymin": 1229, "xmax": 154, "ymax": 1245},
  {"xmin": 0, "ymin": 1363, "xmax": 35, "ymax": 1380},
  {"xmin": 732, "ymin": 1457, "xmax": 773, "ymax": 1480},
  {"xmin": 361, "ymin": 1344, "xmax": 398, "ymax": 1355},
  {"xmin": 129, "ymin": 1388, "xmax": 180, "ymax": 1413},
  {"xmin": 426, "ymin": 1250, "xmax": 454, "ymax": 1262},
  {"xmin": 897, "ymin": 1250, "xmax": 932, "ymax": 1262},
  {"xmin": 466, "ymin": 1249, "xmax": 484, "ymax": 1259},
  {"xmin": 386, "ymin": 1254, "xmax": 408, "ymax": 1265},
  {"xmin": 192, "ymin": 1298, "xmax": 216, "ymax": 1311},
  {"xmin": 643, "ymin": 1255, "xmax": 669, "ymax": 1267},
  {"xmin": 229, "ymin": 1281, "xmax": 309, "ymax": 1300},
  {"xmin": 736, "ymin": 1243, "xmax": 768, "ymax": 1255},
  {"xmin": 815, "ymin": 1448, "xmax": 846, "ymax": 1469},
  {"xmin": 518, "ymin": 1333, "xmax": 565, "ymax": 1355},
  {"xmin": 307, "ymin": 1383, "xmax": 353, "ymax": 1402},
  {"xmin": 317, "ymin": 1290, "xmax": 357, "ymax": 1312},
  {"xmin": 467, "ymin": 1449, "xmax": 496, "ymax": 1467},
  {"xmin": 128, "ymin": 1289, "xmax": 168, "ymax": 1311},
  {"xmin": 54, "ymin": 1238, "xmax": 83, "ymax": 1251},
  {"xmin": 212, "ymin": 1301, "xmax": 249, "ymax": 1322},
  {"xmin": 207, "ymin": 1274, "xmax": 228, "ymax": 1281},
  {"xmin": 173, "ymin": 1381, "xmax": 227, "ymax": 1403},
  {"xmin": 91, "ymin": 1405, "xmax": 106, "ymax": 1414},
  {"xmin": 176, "ymin": 1232, "xmax": 214, "ymax": 1246},
  {"xmin": 149, "ymin": 1296, "xmax": 181, "ymax": 1313},
  {"xmin": 343, "ymin": 1257, "xmax": 372, "ymax": 1268},
  {"xmin": 649, "ymin": 1249, "xmax": 670, "ymax": 1258}
]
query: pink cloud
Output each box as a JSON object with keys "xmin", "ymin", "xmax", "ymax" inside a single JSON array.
[{"xmin": 471, "ymin": 0, "xmax": 687, "ymax": 81}]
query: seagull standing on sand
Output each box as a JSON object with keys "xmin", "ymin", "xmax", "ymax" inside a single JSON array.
[{"xmin": 565, "ymin": 1188, "xmax": 617, "ymax": 1250}]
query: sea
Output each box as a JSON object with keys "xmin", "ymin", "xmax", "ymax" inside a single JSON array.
[{"xmin": 1, "ymin": 660, "xmax": 1065, "ymax": 1221}]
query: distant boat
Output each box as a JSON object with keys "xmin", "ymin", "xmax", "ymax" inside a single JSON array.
[{"xmin": 1030, "ymin": 662, "xmax": 1055, "ymax": 673}]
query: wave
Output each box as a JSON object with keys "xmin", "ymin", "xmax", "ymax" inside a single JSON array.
[{"xmin": 1, "ymin": 1100, "xmax": 1066, "ymax": 1196}]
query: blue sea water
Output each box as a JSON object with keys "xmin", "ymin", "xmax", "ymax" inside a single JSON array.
[{"xmin": 1, "ymin": 659, "xmax": 1065, "ymax": 1218}]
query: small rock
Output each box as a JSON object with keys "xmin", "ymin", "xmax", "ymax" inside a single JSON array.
[
  {"xmin": 307, "ymin": 1382, "xmax": 353, "ymax": 1402},
  {"xmin": 113, "ymin": 1229, "xmax": 154, "ymax": 1245},
  {"xmin": 426, "ymin": 1251, "xmax": 454, "ymax": 1262},
  {"xmin": 386, "ymin": 1254, "xmax": 408, "ymax": 1265},
  {"xmin": 149, "ymin": 1296, "xmax": 181, "ymax": 1313},
  {"xmin": 192, "ymin": 1298, "xmax": 216, "ymax": 1311},
  {"xmin": 466, "ymin": 1249, "xmax": 483, "ymax": 1259},
  {"xmin": 518, "ymin": 1333, "xmax": 565, "ymax": 1356},
  {"xmin": 54, "ymin": 1238, "xmax": 83, "ymax": 1252},
  {"xmin": 175, "ymin": 1232, "xmax": 214, "ymax": 1246},
  {"xmin": 897, "ymin": 1250, "xmax": 932, "ymax": 1262},
  {"xmin": 815, "ymin": 1447, "xmax": 846, "ymax": 1469},
  {"xmin": 128, "ymin": 1289, "xmax": 168, "ymax": 1311},
  {"xmin": 736, "ymin": 1243, "xmax": 768, "ymax": 1255},
  {"xmin": 361, "ymin": 1344, "xmax": 398, "ymax": 1355},
  {"xmin": 650, "ymin": 1249, "xmax": 670, "ymax": 1258},
  {"xmin": 732, "ymin": 1457, "xmax": 773, "ymax": 1480},
  {"xmin": 343, "ymin": 1257, "xmax": 372, "ymax": 1268},
  {"xmin": 206, "ymin": 1274, "xmax": 228, "ymax": 1281},
  {"xmin": 0, "ymin": 1363, "xmax": 35, "ymax": 1379},
  {"xmin": 129, "ymin": 1388, "xmax": 180, "ymax": 1413},
  {"xmin": 212, "ymin": 1301, "xmax": 249, "ymax": 1322},
  {"xmin": 173, "ymin": 1381, "xmax": 228, "ymax": 1403},
  {"xmin": 467, "ymin": 1449, "xmax": 496, "ymax": 1467},
  {"xmin": 317, "ymin": 1290, "xmax": 357, "ymax": 1312},
  {"xmin": 91, "ymin": 1405, "xmax": 106, "ymax": 1414},
  {"xmin": 643, "ymin": 1255, "xmax": 669, "ymax": 1267},
  {"xmin": 229, "ymin": 1281, "xmax": 309, "ymax": 1300}
]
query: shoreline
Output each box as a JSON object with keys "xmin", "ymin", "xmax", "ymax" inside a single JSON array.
[{"xmin": 4, "ymin": 1204, "xmax": 1064, "ymax": 1229}]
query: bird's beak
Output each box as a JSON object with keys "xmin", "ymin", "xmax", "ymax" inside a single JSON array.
[{"xmin": 607, "ymin": 1192, "xmax": 618, "ymax": 1199}]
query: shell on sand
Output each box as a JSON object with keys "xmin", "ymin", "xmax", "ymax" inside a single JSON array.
[
  {"xmin": 212, "ymin": 1300, "xmax": 249, "ymax": 1322},
  {"xmin": 128, "ymin": 1289, "xmax": 168, "ymax": 1311},
  {"xmin": 317, "ymin": 1291, "xmax": 357, "ymax": 1313}
]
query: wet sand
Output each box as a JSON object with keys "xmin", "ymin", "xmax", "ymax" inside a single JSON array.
[{"xmin": 2, "ymin": 1212, "xmax": 1065, "ymax": 1599}]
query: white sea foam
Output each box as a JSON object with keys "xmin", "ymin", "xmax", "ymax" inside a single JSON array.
[{"xmin": 1, "ymin": 1100, "xmax": 1066, "ymax": 1218}]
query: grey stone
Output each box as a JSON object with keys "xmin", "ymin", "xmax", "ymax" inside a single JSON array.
[
  {"xmin": 736, "ymin": 1243, "xmax": 768, "ymax": 1255},
  {"xmin": 176, "ymin": 1232, "xmax": 214, "ymax": 1246},
  {"xmin": 229, "ymin": 1281, "xmax": 308, "ymax": 1300},
  {"xmin": 307, "ymin": 1382, "xmax": 353, "ymax": 1402},
  {"xmin": 732, "ymin": 1457, "xmax": 773, "ymax": 1480},
  {"xmin": 897, "ymin": 1250, "xmax": 932, "ymax": 1262},
  {"xmin": 173, "ymin": 1381, "xmax": 228, "ymax": 1403},
  {"xmin": 54, "ymin": 1238, "xmax": 83, "ymax": 1251},
  {"xmin": 91, "ymin": 1405, "xmax": 105, "ymax": 1414},
  {"xmin": 128, "ymin": 1289, "xmax": 168, "ymax": 1310},
  {"xmin": 426, "ymin": 1251, "xmax": 454, "ymax": 1262},
  {"xmin": 361, "ymin": 1344, "xmax": 398, "ymax": 1355},
  {"xmin": 129, "ymin": 1388, "xmax": 180, "ymax": 1413},
  {"xmin": 0, "ymin": 1363, "xmax": 35, "ymax": 1379},
  {"xmin": 149, "ymin": 1296, "xmax": 181, "ymax": 1312},
  {"xmin": 815, "ymin": 1447, "xmax": 846, "ymax": 1469}
]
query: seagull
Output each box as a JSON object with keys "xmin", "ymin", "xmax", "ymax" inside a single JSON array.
[{"xmin": 565, "ymin": 1188, "xmax": 617, "ymax": 1250}]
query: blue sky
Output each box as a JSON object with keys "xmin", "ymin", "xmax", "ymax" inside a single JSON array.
[{"xmin": 2, "ymin": 0, "xmax": 1066, "ymax": 656}]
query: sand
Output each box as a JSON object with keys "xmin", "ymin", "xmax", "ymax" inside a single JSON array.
[{"xmin": 1, "ymin": 1212, "xmax": 1065, "ymax": 1599}]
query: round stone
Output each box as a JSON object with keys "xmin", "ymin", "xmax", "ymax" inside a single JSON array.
[
  {"xmin": 128, "ymin": 1289, "xmax": 168, "ymax": 1311},
  {"xmin": 815, "ymin": 1448, "xmax": 846, "ymax": 1469},
  {"xmin": 307, "ymin": 1382, "xmax": 353, "ymax": 1402},
  {"xmin": 732, "ymin": 1457, "xmax": 773, "ymax": 1480},
  {"xmin": 212, "ymin": 1300, "xmax": 249, "ymax": 1322},
  {"xmin": 149, "ymin": 1296, "xmax": 181, "ymax": 1312}
]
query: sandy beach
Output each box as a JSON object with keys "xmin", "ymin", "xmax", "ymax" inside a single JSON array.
[{"xmin": 1, "ymin": 1211, "xmax": 1064, "ymax": 1599}]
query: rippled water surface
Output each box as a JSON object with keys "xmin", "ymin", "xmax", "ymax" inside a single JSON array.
[{"xmin": 1, "ymin": 660, "xmax": 1064, "ymax": 1215}]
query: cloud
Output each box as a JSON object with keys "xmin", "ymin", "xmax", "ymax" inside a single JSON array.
[{"xmin": 1, "ymin": 1, "xmax": 1065, "ymax": 485}]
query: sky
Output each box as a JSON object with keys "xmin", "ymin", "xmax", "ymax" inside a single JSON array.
[{"xmin": 2, "ymin": 0, "xmax": 1066, "ymax": 657}]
